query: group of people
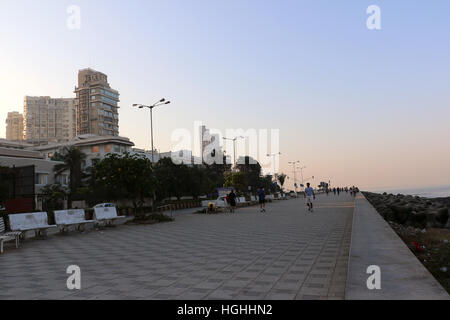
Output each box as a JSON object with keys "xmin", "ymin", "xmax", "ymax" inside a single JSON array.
[
  {"xmin": 225, "ymin": 183, "xmax": 359, "ymax": 214},
  {"xmin": 225, "ymin": 187, "xmax": 267, "ymax": 213},
  {"xmin": 325, "ymin": 186, "xmax": 359, "ymax": 197}
]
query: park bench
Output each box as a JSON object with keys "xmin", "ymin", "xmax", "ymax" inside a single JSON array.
[
  {"xmin": 8, "ymin": 212, "xmax": 57, "ymax": 238},
  {"xmin": 94, "ymin": 207, "xmax": 125, "ymax": 226},
  {"xmin": 0, "ymin": 216, "xmax": 21, "ymax": 253},
  {"xmin": 54, "ymin": 209, "xmax": 95, "ymax": 233}
]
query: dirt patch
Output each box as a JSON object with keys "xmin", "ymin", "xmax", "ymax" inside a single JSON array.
[{"xmin": 389, "ymin": 222, "xmax": 450, "ymax": 293}]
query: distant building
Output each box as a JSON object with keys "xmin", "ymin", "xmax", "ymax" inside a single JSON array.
[
  {"xmin": 131, "ymin": 148, "xmax": 160, "ymax": 163},
  {"xmin": 74, "ymin": 68, "xmax": 120, "ymax": 137},
  {"xmin": 5, "ymin": 111, "xmax": 24, "ymax": 141},
  {"xmin": 32, "ymin": 134, "xmax": 134, "ymax": 168},
  {"xmin": 199, "ymin": 125, "xmax": 224, "ymax": 164},
  {"xmin": 24, "ymin": 96, "xmax": 76, "ymax": 144}
]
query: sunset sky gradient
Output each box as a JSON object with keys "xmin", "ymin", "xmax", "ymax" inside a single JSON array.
[{"xmin": 1, "ymin": 0, "xmax": 449, "ymax": 191}]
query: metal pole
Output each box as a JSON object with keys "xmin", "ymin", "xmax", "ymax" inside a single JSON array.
[
  {"xmin": 150, "ymin": 107, "xmax": 154, "ymax": 163},
  {"xmin": 233, "ymin": 139, "xmax": 236, "ymax": 165}
]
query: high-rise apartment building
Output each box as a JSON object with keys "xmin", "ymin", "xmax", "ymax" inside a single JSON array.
[
  {"xmin": 5, "ymin": 111, "xmax": 24, "ymax": 141},
  {"xmin": 74, "ymin": 68, "xmax": 119, "ymax": 137},
  {"xmin": 24, "ymin": 96, "xmax": 76, "ymax": 144}
]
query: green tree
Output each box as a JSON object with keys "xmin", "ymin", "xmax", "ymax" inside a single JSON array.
[
  {"xmin": 277, "ymin": 173, "xmax": 287, "ymax": 194},
  {"xmin": 260, "ymin": 175, "xmax": 277, "ymax": 194},
  {"xmin": 235, "ymin": 156, "xmax": 262, "ymax": 193},
  {"xmin": 224, "ymin": 171, "xmax": 248, "ymax": 193},
  {"xmin": 93, "ymin": 153, "xmax": 156, "ymax": 211},
  {"xmin": 41, "ymin": 184, "xmax": 67, "ymax": 211},
  {"xmin": 53, "ymin": 147, "xmax": 86, "ymax": 208}
]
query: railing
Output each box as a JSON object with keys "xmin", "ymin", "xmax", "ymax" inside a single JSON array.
[{"xmin": 157, "ymin": 204, "xmax": 173, "ymax": 218}]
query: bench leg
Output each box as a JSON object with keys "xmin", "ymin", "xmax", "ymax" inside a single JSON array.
[
  {"xmin": 15, "ymin": 235, "xmax": 20, "ymax": 248},
  {"xmin": 0, "ymin": 239, "xmax": 3, "ymax": 254}
]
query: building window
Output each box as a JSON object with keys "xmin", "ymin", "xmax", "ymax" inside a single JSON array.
[
  {"xmin": 35, "ymin": 173, "xmax": 49, "ymax": 185},
  {"xmin": 57, "ymin": 174, "xmax": 68, "ymax": 186},
  {"xmin": 105, "ymin": 144, "xmax": 112, "ymax": 153},
  {"xmin": 92, "ymin": 146, "xmax": 100, "ymax": 153}
]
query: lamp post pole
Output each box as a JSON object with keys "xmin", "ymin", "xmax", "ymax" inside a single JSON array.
[
  {"xmin": 133, "ymin": 99, "xmax": 171, "ymax": 212},
  {"xmin": 133, "ymin": 99, "xmax": 171, "ymax": 163},
  {"xmin": 267, "ymin": 152, "xmax": 282, "ymax": 176},
  {"xmin": 288, "ymin": 160, "xmax": 300, "ymax": 193},
  {"xmin": 223, "ymin": 136, "xmax": 244, "ymax": 166}
]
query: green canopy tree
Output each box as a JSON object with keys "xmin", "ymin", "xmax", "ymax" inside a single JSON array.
[
  {"xmin": 41, "ymin": 184, "xmax": 67, "ymax": 211},
  {"xmin": 93, "ymin": 153, "xmax": 156, "ymax": 210},
  {"xmin": 224, "ymin": 171, "xmax": 248, "ymax": 193},
  {"xmin": 235, "ymin": 156, "xmax": 262, "ymax": 193},
  {"xmin": 277, "ymin": 173, "xmax": 287, "ymax": 194}
]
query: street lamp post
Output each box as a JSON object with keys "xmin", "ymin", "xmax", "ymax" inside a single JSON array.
[
  {"xmin": 133, "ymin": 98, "xmax": 171, "ymax": 212},
  {"xmin": 288, "ymin": 160, "xmax": 300, "ymax": 192},
  {"xmin": 223, "ymin": 136, "xmax": 244, "ymax": 166},
  {"xmin": 133, "ymin": 99, "xmax": 171, "ymax": 163},
  {"xmin": 299, "ymin": 166, "xmax": 306, "ymax": 186},
  {"xmin": 267, "ymin": 152, "xmax": 282, "ymax": 176}
]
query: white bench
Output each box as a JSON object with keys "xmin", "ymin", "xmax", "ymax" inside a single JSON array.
[
  {"xmin": 0, "ymin": 217, "xmax": 21, "ymax": 253},
  {"xmin": 54, "ymin": 209, "xmax": 95, "ymax": 232},
  {"xmin": 8, "ymin": 212, "xmax": 57, "ymax": 238},
  {"xmin": 94, "ymin": 207, "xmax": 125, "ymax": 226}
]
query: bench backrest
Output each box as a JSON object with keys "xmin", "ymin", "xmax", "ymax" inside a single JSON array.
[
  {"xmin": 251, "ymin": 196, "xmax": 257, "ymax": 201},
  {"xmin": 94, "ymin": 207, "xmax": 118, "ymax": 220},
  {"xmin": 201, "ymin": 200, "xmax": 211, "ymax": 207},
  {"xmin": 54, "ymin": 209, "xmax": 87, "ymax": 225},
  {"xmin": 0, "ymin": 217, "xmax": 5, "ymax": 233},
  {"xmin": 9, "ymin": 212, "xmax": 49, "ymax": 231},
  {"xmin": 238, "ymin": 197, "xmax": 246, "ymax": 203}
]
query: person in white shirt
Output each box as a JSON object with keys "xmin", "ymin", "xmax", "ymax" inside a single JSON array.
[{"xmin": 304, "ymin": 183, "xmax": 315, "ymax": 212}]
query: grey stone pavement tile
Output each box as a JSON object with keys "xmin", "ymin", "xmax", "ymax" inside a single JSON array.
[{"xmin": 0, "ymin": 194, "xmax": 354, "ymax": 300}]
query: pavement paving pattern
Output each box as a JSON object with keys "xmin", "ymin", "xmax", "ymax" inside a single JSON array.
[{"xmin": 0, "ymin": 194, "xmax": 354, "ymax": 300}]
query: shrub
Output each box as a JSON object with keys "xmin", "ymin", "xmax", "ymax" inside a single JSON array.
[
  {"xmin": 389, "ymin": 205, "xmax": 412, "ymax": 224},
  {"xmin": 436, "ymin": 208, "xmax": 449, "ymax": 226}
]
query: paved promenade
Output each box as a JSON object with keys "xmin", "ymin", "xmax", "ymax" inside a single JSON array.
[{"xmin": 0, "ymin": 194, "xmax": 354, "ymax": 300}]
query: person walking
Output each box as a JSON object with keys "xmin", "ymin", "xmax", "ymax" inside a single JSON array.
[
  {"xmin": 258, "ymin": 187, "xmax": 266, "ymax": 213},
  {"xmin": 228, "ymin": 190, "xmax": 237, "ymax": 213},
  {"xmin": 337, "ymin": 187, "xmax": 340, "ymax": 196},
  {"xmin": 305, "ymin": 183, "xmax": 315, "ymax": 212}
]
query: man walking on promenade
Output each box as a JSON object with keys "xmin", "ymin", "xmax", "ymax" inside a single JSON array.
[
  {"xmin": 258, "ymin": 187, "xmax": 266, "ymax": 213},
  {"xmin": 228, "ymin": 190, "xmax": 237, "ymax": 213},
  {"xmin": 305, "ymin": 183, "xmax": 315, "ymax": 212}
]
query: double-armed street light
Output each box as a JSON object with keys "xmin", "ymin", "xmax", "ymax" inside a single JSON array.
[
  {"xmin": 223, "ymin": 136, "xmax": 245, "ymax": 166},
  {"xmin": 267, "ymin": 152, "xmax": 282, "ymax": 176},
  {"xmin": 132, "ymin": 99, "xmax": 171, "ymax": 163},
  {"xmin": 288, "ymin": 160, "xmax": 301, "ymax": 192}
]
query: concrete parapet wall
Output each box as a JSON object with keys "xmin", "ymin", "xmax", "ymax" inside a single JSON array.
[{"xmin": 346, "ymin": 194, "xmax": 449, "ymax": 300}]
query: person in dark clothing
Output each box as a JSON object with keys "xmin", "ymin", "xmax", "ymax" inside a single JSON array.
[
  {"xmin": 228, "ymin": 190, "xmax": 237, "ymax": 213},
  {"xmin": 258, "ymin": 187, "xmax": 266, "ymax": 213}
]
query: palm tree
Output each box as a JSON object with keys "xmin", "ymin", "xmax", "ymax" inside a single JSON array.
[
  {"xmin": 54, "ymin": 147, "xmax": 86, "ymax": 208},
  {"xmin": 277, "ymin": 173, "xmax": 287, "ymax": 195}
]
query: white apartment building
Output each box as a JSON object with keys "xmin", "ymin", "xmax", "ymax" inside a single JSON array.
[{"xmin": 24, "ymin": 96, "xmax": 76, "ymax": 144}]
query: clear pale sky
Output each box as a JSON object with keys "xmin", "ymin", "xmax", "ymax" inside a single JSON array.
[{"xmin": 1, "ymin": 0, "xmax": 449, "ymax": 191}]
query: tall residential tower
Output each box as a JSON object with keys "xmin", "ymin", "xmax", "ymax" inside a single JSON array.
[
  {"xmin": 74, "ymin": 68, "xmax": 120, "ymax": 137},
  {"xmin": 5, "ymin": 111, "xmax": 24, "ymax": 141}
]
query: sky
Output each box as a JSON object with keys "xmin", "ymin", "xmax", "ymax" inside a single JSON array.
[{"xmin": 1, "ymin": 0, "xmax": 449, "ymax": 191}]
